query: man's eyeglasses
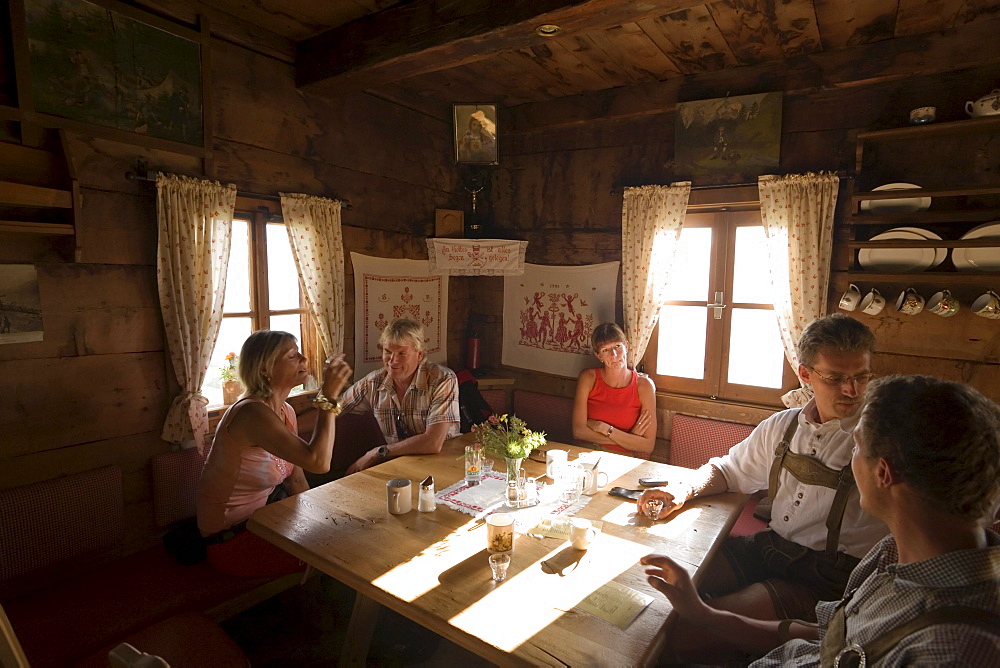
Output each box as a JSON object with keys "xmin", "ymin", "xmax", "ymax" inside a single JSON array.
[
  {"xmin": 809, "ymin": 368, "xmax": 875, "ymax": 386},
  {"xmin": 394, "ymin": 410, "xmax": 410, "ymax": 440}
]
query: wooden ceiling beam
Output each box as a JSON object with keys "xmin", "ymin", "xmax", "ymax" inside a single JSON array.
[{"xmin": 296, "ymin": 0, "xmax": 701, "ymax": 96}]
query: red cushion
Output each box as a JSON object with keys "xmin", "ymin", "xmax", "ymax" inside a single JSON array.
[
  {"xmin": 152, "ymin": 448, "xmax": 208, "ymax": 527},
  {"xmin": 0, "ymin": 466, "xmax": 123, "ymax": 583},
  {"xmin": 729, "ymin": 496, "xmax": 769, "ymax": 537},
  {"xmin": 668, "ymin": 414, "xmax": 755, "ymax": 470},
  {"xmin": 512, "ymin": 391, "xmax": 575, "ymax": 444},
  {"xmin": 480, "ymin": 389, "xmax": 506, "ymax": 414},
  {"xmin": 4, "ymin": 547, "xmax": 275, "ymax": 667}
]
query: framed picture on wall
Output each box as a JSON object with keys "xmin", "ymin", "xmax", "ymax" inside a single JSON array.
[{"xmin": 454, "ymin": 103, "xmax": 498, "ymax": 164}]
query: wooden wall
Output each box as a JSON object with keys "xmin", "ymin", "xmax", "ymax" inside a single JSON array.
[
  {"xmin": 473, "ymin": 59, "xmax": 1000, "ymax": 450},
  {"xmin": 0, "ymin": 27, "xmax": 462, "ymax": 552}
]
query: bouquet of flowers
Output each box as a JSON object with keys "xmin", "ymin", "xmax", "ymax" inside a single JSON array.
[
  {"xmin": 472, "ymin": 413, "xmax": 546, "ymax": 460},
  {"xmin": 220, "ymin": 352, "xmax": 238, "ymax": 382}
]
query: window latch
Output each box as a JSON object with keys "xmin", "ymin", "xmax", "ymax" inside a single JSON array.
[{"xmin": 707, "ymin": 291, "xmax": 727, "ymax": 320}]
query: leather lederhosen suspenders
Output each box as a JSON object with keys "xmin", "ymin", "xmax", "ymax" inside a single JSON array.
[
  {"xmin": 819, "ymin": 588, "xmax": 1000, "ymax": 667},
  {"xmin": 766, "ymin": 410, "xmax": 856, "ymax": 557}
]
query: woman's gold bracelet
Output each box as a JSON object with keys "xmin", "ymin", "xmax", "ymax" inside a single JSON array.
[{"xmin": 313, "ymin": 392, "xmax": 342, "ymax": 414}]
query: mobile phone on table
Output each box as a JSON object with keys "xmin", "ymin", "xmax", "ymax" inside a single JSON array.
[
  {"xmin": 608, "ymin": 487, "xmax": 643, "ymax": 501},
  {"xmin": 638, "ymin": 478, "xmax": 671, "ymax": 487}
]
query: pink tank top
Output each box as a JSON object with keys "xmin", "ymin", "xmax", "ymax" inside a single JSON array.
[
  {"xmin": 197, "ymin": 399, "xmax": 296, "ymax": 534},
  {"xmin": 587, "ymin": 368, "xmax": 641, "ymax": 455}
]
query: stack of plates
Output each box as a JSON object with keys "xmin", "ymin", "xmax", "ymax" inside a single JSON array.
[
  {"xmin": 858, "ymin": 227, "xmax": 945, "ymax": 272},
  {"xmin": 953, "ymin": 221, "xmax": 1000, "ymax": 272},
  {"xmin": 860, "ymin": 183, "xmax": 932, "ymax": 214}
]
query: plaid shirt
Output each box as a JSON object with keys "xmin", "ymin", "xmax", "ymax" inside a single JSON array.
[
  {"xmin": 339, "ymin": 359, "xmax": 460, "ymax": 444},
  {"xmin": 753, "ymin": 531, "xmax": 1000, "ymax": 666}
]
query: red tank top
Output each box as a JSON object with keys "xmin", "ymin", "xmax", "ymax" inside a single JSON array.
[{"xmin": 587, "ymin": 368, "xmax": 641, "ymax": 455}]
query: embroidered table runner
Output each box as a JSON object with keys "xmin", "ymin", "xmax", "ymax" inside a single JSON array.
[{"xmin": 436, "ymin": 472, "xmax": 590, "ymax": 531}]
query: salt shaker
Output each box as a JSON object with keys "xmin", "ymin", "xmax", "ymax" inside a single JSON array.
[{"xmin": 418, "ymin": 475, "xmax": 436, "ymax": 512}]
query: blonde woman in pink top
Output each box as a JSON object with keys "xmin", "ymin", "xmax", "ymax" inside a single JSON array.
[{"xmin": 197, "ymin": 330, "xmax": 351, "ymax": 577}]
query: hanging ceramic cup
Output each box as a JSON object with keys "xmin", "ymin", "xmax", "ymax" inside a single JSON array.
[
  {"xmin": 972, "ymin": 290, "xmax": 1000, "ymax": 319},
  {"xmin": 927, "ymin": 290, "xmax": 960, "ymax": 318},
  {"xmin": 839, "ymin": 283, "xmax": 861, "ymax": 311},
  {"xmin": 860, "ymin": 288, "xmax": 885, "ymax": 316},
  {"xmin": 895, "ymin": 288, "xmax": 925, "ymax": 316}
]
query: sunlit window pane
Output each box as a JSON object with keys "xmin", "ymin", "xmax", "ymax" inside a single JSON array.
[
  {"xmin": 665, "ymin": 227, "xmax": 711, "ymax": 302},
  {"xmin": 202, "ymin": 317, "xmax": 253, "ymax": 406},
  {"xmin": 656, "ymin": 305, "xmax": 707, "ymax": 379},
  {"xmin": 732, "ymin": 226, "xmax": 772, "ymax": 304},
  {"xmin": 224, "ymin": 219, "xmax": 251, "ymax": 313},
  {"xmin": 268, "ymin": 223, "xmax": 300, "ymax": 311},
  {"xmin": 727, "ymin": 309, "xmax": 785, "ymax": 388}
]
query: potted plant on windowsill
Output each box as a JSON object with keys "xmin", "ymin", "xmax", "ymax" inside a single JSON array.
[{"xmin": 220, "ymin": 352, "xmax": 242, "ymax": 405}]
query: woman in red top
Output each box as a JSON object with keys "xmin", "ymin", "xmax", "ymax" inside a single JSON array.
[{"xmin": 572, "ymin": 323, "xmax": 656, "ymax": 458}]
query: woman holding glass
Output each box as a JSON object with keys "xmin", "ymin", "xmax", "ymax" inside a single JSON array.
[
  {"xmin": 197, "ymin": 330, "xmax": 352, "ymax": 577},
  {"xmin": 572, "ymin": 323, "xmax": 656, "ymax": 458}
]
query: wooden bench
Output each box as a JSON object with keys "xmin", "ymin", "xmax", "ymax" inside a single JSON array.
[{"xmin": 0, "ymin": 463, "xmax": 296, "ymax": 667}]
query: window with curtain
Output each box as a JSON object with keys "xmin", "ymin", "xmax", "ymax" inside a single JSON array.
[
  {"xmin": 644, "ymin": 208, "xmax": 797, "ymax": 405},
  {"xmin": 200, "ymin": 199, "xmax": 318, "ymax": 406}
]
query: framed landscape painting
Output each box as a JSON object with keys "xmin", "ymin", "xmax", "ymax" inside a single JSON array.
[
  {"xmin": 24, "ymin": 0, "xmax": 203, "ymax": 145},
  {"xmin": 675, "ymin": 92, "xmax": 782, "ymax": 184}
]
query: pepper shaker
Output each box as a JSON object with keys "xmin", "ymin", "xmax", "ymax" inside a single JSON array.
[{"xmin": 418, "ymin": 475, "xmax": 436, "ymax": 512}]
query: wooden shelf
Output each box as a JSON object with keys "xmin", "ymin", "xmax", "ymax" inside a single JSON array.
[
  {"xmin": 834, "ymin": 270, "xmax": 1000, "ymax": 285},
  {"xmin": 848, "ymin": 210, "xmax": 1000, "ymax": 225},
  {"xmin": 857, "ymin": 115, "xmax": 1000, "ymax": 142},
  {"xmin": 0, "ymin": 180, "xmax": 73, "ymax": 208},
  {"xmin": 848, "ymin": 239, "xmax": 1000, "ymax": 249},
  {"xmin": 0, "ymin": 220, "xmax": 75, "ymax": 235}
]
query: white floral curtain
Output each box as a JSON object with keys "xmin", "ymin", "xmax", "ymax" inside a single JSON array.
[
  {"xmin": 280, "ymin": 193, "xmax": 346, "ymax": 357},
  {"xmin": 759, "ymin": 172, "xmax": 840, "ymax": 407},
  {"xmin": 621, "ymin": 182, "xmax": 691, "ymax": 364},
  {"xmin": 156, "ymin": 174, "xmax": 237, "ymax": 449}
]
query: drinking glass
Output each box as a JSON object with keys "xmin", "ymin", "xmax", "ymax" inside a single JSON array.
[
  {"xmin": 489, "ymin": 553, "xmax": 510, "ymax": 582},
  {"xmin": 645, "ymin": 499, "xmax": 664, "ymax": 521},
  {"xmin": 465, "ymin": 445, "xmax": 483, "ymax": 486}
]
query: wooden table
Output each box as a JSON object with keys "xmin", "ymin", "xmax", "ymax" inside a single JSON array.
[{"xmin": 248, "ymin": 435, "xmax": 748, "ymax": 666}]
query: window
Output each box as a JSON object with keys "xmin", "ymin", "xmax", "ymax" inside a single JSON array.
[
  {"xmin": 201, "ymin": 199, "xmax": 318, "ymax": 406},
  {"xmin": 644, "ymin": 208, "xmax": 797, "ymax": 405}
]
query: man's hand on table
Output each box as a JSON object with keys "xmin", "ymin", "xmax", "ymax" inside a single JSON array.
[
  {"xmin": 641, "ymin": 554, "xmax": 714, "ymax": 623},
  {"xmin": 346, "ymin": 448, "xmax": 381, "ymax": 475},
  {"xmin": 637, "ymin": 483, "xmax": 694, "ymax": 520}
]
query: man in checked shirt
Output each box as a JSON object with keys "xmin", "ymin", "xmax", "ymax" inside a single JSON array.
[
  {"xmin": 644, "ymin": 375, "xmax": 1000, "ymax": 665},
  {"xmin": 339, "ymin": 318, "xmax": 460, "ymax": 474}
]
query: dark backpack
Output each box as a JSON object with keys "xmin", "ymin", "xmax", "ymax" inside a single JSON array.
[{"xmin": 456, "ymin": 370, "xmax": 494, "ymax": 433}]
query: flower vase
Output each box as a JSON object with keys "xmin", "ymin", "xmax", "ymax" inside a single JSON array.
[
  {"xmin": 222, "ymin": 380, "xmax": 243, "ymax": 405},
  {"xmin": 505, "ymin": 457, "xmax": 523, "ymax": 483}
]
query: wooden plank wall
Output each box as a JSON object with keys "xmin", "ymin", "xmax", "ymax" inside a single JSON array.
[
  {"xmin": 473, "ymin": 61, "xmax": 1000, "ymax": 448},
  {"xmin": 0, "ymin": 33, "xmax": 463, "ymax": 552}
]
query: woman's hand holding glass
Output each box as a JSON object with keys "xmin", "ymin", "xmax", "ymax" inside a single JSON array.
[{"xmin": 322, "ymin": 353, "xmax": 352, "ymax": 399}]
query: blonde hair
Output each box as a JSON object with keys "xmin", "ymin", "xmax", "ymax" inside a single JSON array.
[
  {"xmin": 238, "ymin": 330, "xmax": 298, "ymax": 400},
  {"xmin": 380, "ymin": 318, "xmax": 425, "ymax": 353}
]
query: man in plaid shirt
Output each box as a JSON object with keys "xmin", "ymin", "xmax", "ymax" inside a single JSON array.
[
  {"xmin": 340, "ymin": 318, "xmax": 460, "ymax": 475},
  {"xmin": 643, "ymin": 375, "xmax": 1000, "ymax": 665}
]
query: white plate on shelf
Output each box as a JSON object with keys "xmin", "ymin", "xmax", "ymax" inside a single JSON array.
[
  {"xmin": 858, "ymin": 228, "xmax": 937, "ymax": 272},
  {"xmin": 860, "ymin": 183, "xmax": 932, "ymax": 214},
  {"xmin": 890, "ymin": 226, "xmax": 946, "ymax": 269},
  {"xmin": 953, "ymin": 221, "xmax": 1000, "ymax": 272}
]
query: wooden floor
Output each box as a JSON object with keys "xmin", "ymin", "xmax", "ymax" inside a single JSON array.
[{"xmin": 220, "ymin": 573, "xmax": 496, "ymax": 666}]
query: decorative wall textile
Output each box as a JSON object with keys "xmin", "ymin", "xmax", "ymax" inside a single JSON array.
[
  {"xmin": 280, "ymin": 193, "xmax": 346, "ymax": 357},
  {"xmin": 758, "ymin": 172, "xmax": 839, "ymax": 407},
  {"xmin": 350, "ymin": 253, "xmax": 449, "ymax": 376},
  {"xmin": 621, "ymin": 183, "xmax": 691, "ymax": 365},
  {"xmin": 426, "ymin": 238, "xmax": 528, "ymax": 276},
  {"xmin": 156, "ymin": 173, "xmax": 236, "ymax": 450},
  {"xmin": 503, "ymin": 262, "xmax": 620, "ymax": 377}
]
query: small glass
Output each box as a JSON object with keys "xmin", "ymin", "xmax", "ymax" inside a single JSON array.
[
  {"xmin": 481, "ymin": 457, "xmax": 494, "ymax": 477},
  {"xmin": 489, "ymin": 553, "xmax": 510, "ymax": 582},
  {"xmin": 645, "ymin": 499, "xmax": 664, "ymax": 521},
  {"xmin": 465, "ymin": 445, "xmax": 483, "ymax": 486}
]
